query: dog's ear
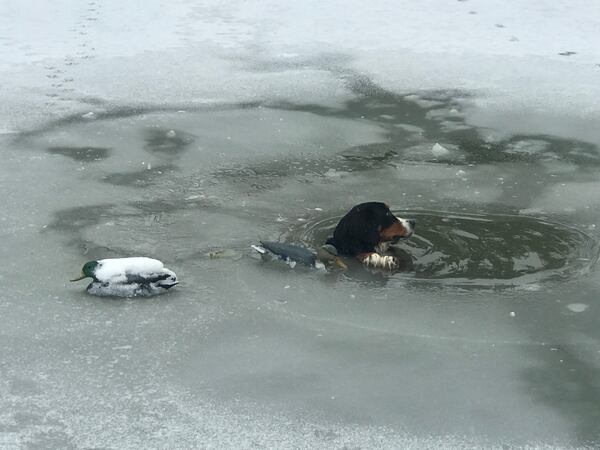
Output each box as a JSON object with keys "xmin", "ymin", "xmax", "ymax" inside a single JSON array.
[{"xmin": 346, "ymin": 207, "xmax": 382, "ymax": 251}]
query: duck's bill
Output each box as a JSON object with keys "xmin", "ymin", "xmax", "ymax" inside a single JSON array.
[
  {"xmin": 334, "ymin": 257, "xmax": 348, "ymax": 270},
  {"xmin": 70, "ymin": 272, "xmax": 87, "ymax": 282}
]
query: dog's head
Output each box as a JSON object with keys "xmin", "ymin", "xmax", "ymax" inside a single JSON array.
[{"xmin": 328, "ymin": 202, "xmax": 415, "ymax": 255}]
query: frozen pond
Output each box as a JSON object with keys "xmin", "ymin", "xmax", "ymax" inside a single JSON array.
[{"xmin": 2, "ymin": 1, "xmax": 600, "ymax": 449}]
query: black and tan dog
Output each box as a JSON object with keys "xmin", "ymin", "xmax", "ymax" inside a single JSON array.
[{"xmin": 326, "ymin": 202, "xmax": 415, "ymax": 269}]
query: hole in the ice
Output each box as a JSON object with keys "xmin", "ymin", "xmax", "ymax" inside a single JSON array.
[{"xmin": 284, "ymin": 210, "xmax": 599, "ymax": 288}]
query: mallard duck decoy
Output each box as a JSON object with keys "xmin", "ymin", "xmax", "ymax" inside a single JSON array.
[
  {"xmin": 251, "ymin": 241, "xmax": 347, "ymax": 270},
  {"xmin": 70, "ymin": 257, "xmax": 178, "ymax": 297}
]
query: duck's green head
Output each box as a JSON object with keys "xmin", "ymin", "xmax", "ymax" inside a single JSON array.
[{"xmin": 70, "ymin": 260, "xmax": 99, "ymax": 282}]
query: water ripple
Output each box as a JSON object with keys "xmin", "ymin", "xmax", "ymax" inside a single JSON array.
[{"xmin": 285, "ymin": 210, "xmax": 599, "ymax": 289}]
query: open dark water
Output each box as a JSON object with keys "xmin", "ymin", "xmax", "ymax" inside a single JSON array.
[{"xmin": 2, "ymin": 2, "xmax": 600, "ymax": 448}]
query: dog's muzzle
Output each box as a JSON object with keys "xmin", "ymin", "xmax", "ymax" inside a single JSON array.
[{"xmin": 399, "ymin": 217, "xmax": 416, "ymax": 237}]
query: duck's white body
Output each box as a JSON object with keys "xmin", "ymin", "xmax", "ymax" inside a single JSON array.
[{"xmin": 93, "ymin": 257, "xmax": 167, "ymax": 283}]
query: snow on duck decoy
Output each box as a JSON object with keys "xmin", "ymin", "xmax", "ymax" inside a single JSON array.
[
  {"xmin": 251, "ymin": 241, "xmax": 347, "ymax": 270},
  {"xmin": 70, "ymin": 257, "xmax": 178, "ymax": 297}
]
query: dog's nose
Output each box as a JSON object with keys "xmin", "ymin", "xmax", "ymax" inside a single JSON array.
[{"xmin": 408, "ymin": 219, "xmax": 416, "ymax": 229}]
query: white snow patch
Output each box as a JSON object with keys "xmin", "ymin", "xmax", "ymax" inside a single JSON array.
[
  {"xmin": 432, "ymin": 143, "xmax": 450, "ymax": 157},
  {"xmin": 512, "ymin": 253, "xmax": 544, "ymax": 272},
  {"xmin": 566, "ymin": 303, "xmax": 589, "ymax": 313},
  {"xmin": 2, "ymin": 0, "xmax": 600, "ymax": 135}
]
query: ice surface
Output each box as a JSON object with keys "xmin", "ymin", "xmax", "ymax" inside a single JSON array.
[
  {"xmin": 1, "ymin": 0, "xmax": 600, "ymax": 134},
  {"xmin": 2, "ymin": 0, "xmax": 600, "ymax": 448}
]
